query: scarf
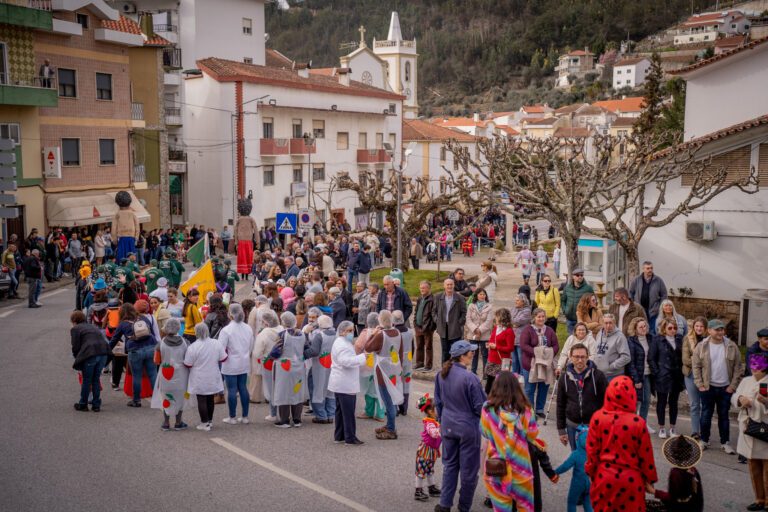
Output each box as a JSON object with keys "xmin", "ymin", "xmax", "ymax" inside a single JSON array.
[{"xmin": 163, "ymin": 334, "xmax": 184, "ymax": 347}]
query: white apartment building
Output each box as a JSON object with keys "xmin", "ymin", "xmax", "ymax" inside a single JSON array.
[
  {"xmin": 185, "ymin": 57, "xmax": 403, "ymax": 230},
  {"xmin": 673, "ymin": 10, "xmax": 750, "ymax": 45},
  {"xmin": 613, "ymin": 57, "xmax": 651, "ymax": 88}
]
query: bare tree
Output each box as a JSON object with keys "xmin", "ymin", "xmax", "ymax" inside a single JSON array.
[
  {"xmin": 332, "ymin": 168, "xmax": 487, "ymax": 271},
  {"xmin": 583, "ymin": 132, "xmax": 759, "ymax": 278}
]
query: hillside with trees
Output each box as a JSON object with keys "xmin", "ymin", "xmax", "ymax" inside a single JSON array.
[{"xmin": 266, "ymin": 0, "xmax": 710, "ymax": 114}]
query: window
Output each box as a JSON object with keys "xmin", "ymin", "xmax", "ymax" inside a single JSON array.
[
  {"xmin": 389, "ymin": 133, "xmax": 396, "ymax": 150},
  {"xmin": 242, "ymin": 18, "xmax": 252, "ymax": 35},
  {"xmin": 96, "ymin": 73, "xmax": 112, "ymax": 100},
  {"xmin": 389, "ymin": 103, "xmax": 396, "ymax": 114},
  {"xmin": 375, "ymin": 133, "xmax": 384, "ymax": 149},
  {"xmin": 76, "ymin": 13, "xmax": 89, "ymax": 29},
  {"xmin": 312, "ymin": 120, "xmax": 325, "ymax": 139},
  {"xmin": 405, "ymin": 61, "xmax": 411, "ymax": 82},
  {"xmin": 626, "ymin": 69, "xmax": 631, "ymax": 74},
  {"xmin": 359, "ymin": 170, "xmax": 368, "ymax": 188},
  {"xmin": 98, "ymin": 139, "xmax": 115, "ymax": 165},
  {"xmin": 453, "ymin": 157, "xmax": 458, "ymax": 170},
  {"xmin": 337, "ymin": 132, "xmax": 349, "ymax": 150},
  {"xmin": 439, "ymin": 179, "xmax": 447, "ymax": 194},
  {"xmin": 58, "ymin": 68, "xmax": 76, "ymax": 97},
  {"xmin": 626, "ymin": 80, "xmax": 631, "ymax": 85},
  {"xmin": 292, "ymin": 119, "xmax": 303, "ymax": 139},
  {"xmin": 440, "ymin": 147, "xmax": 446, "ymax": 162},
  {"xmin": 0, "ymin": 123, "xmax": 20, "ymax": 145},
  {"xmin": 263, "ymin": 165, "xmax": 274, "ymax": 186},
  {"xmin": 62, "ymin": 138, "xmax": 80, "ymax": 166},
  {"xmin": 293, "ymin": 164, "xmax": 303, "ymax": 183},
  {"xmin": 376, "ymin": 168, "xmax": 384, "ymax": 182},
  {"xmin": 358, "ymin": 132, "xmax": 367, "ymax": 149},
  {"xmin": 616, "ymin": 70, "xmax": 621, "ymax": 74},
  {"xmin": 313, "ymin": 163, "xmax": 325, "ymax": 181},
  {"xmin": 704, "ymin": 35, "xmax": 709, "ymax": 40},
  {"xmin": 263, "ymin": 117, "xmax": 274, "ymax": 139},
  {"xmin": 243, "ymin": 57, "xmax": 253, "ymax": 64}
]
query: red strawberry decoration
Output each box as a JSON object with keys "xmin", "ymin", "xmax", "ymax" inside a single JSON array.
[
  {"xmin": 405, "ymin": 372, "xmax": 411, "ymax": 383},
  {"xmin": 389, "ymin": 375, "xmax": 397, "ymax": 385},
  {"xmin": 318, "ymin": 352, "xmax": 332, "ymax": 369},
  {"xmin": 263, "ymin": 359, "xmax": 274, "ymax": 371},
  {"xmin": 280, "ymin": 359, "xmax": 291, "ymax": 371},
  {"xmin": 161, "ymin": 363, "xmax": 174, "ymax": 380},
  {"xmin": 162, "ymin": 393, "xmax": 174, "ymax": 408}
]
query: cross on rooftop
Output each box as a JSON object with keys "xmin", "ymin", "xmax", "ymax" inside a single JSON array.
[{"xmin": 359, "ymin": 25, "xmax": 366, "ymax": 46}]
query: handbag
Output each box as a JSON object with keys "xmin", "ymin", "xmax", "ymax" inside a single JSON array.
[
  {"xmin": 485, "ymin": 458, "xmax": 507, "ymax": 477},
  {"xmin": 112, "ymin": 340, "xmax": 126, "ymax": 356},
  {"xmin": 745, "ymin": 418, "xmax": 768, "ymax": 443}
]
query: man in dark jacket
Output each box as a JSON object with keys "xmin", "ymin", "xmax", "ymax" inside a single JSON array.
[
  {"xmin": 285, "ymin": 256, "xmax": 300, "ymax": 280},
  {"xmin": 628, "ymin": 261, "xmax": 668, "ymax": 335},
  {"xmin": 556, "ymin": 343, "xmax": 607, "ymax": 449},
  {"xmin": 608, "ymin": 287, "xmax": 647, "ymax": 336},
  {"xmin": 328, "ymin": 287, "xmax": 348, "ymax": 328},
  {"xmin": 560, "ymin": 269, "xmax": 594, "ymax": 335},
  {"xmin": 745, "ymin": 329, "xmax": 768, "ymax": 376},
  {"xmin": 450, "ymin": 268, "xmax": 473, "ymax": 298},
  {"xmin": 346, "ymin": 241, "xmax": 362, "ymax": 292},
  {"xmin": 70, "ymin": 310, "xmax": 111, "ymax": 411},
  {"xmin": 376, "ymin": 275, "xmax": 413, "ymax": 322},
  {"xmin": 432, "ymin": 279, "xmax": 468, "ymax": 364},
  {"xmin": 414, "ymin": 280, "xmax": 437, "ymax": 370},
  {"xmin": 22, "ymin": 249, "xmax": 43, "ymax": 308},
  {"xmin": 357, "ymin": 244, "xmax": 373, "ymax": 286}
]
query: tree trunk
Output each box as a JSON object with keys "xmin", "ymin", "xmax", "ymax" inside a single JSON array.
[
  {"xmin": 563, "ymin": 234, "xmax": 580, "ymax": 282},
  {"xmin": 625, "ymin": 244, "xmax": 641, "ymax": 281}
]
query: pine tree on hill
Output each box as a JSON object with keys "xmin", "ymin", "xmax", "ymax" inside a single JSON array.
[{"xmin": 635, "ymin": 52, "xmax": 664, "ymax": 135}]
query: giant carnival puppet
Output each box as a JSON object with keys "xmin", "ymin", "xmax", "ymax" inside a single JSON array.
[
  {"xmin": 112, "ymin": 191, "xmax": 140, "ymax": 263},
  {"xmin": 234, "ymin": 198, "xmax": 259, "ymax": 278}
]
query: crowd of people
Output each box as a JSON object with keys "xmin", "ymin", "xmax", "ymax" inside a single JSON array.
[{"xmin": 61, "ymin": 215, "xmax": 768, "ymax": 512}]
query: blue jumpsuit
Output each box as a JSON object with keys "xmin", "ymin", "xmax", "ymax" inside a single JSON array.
[
  {"xmin": 434, "ymin": 362, "xmax": 487, "ymax": 511},
  {"xmin": 554, "ymin": 426, "xmax": 592, "ymax": 512}
]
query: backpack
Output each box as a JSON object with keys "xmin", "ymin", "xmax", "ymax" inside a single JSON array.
[
  {"xmin": 105, "ymin": 308, "xmax": 121, "ymax": 337},
  {"xmin": 133, "ymin": 317, "xmax": 151, "ymax": 338},
  {"xmin": 91, "ymin": 307, "xmax": 108, "ymax": 326}
]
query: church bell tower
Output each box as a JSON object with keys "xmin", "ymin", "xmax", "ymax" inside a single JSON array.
[{"xmin": 373, "ymin": 12, "xmax": 418, "ymax": 119}]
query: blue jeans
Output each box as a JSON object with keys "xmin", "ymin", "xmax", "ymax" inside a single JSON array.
[
  {"xmin": 554, "ymin": 261, "xmax": 560, "ymax": 278},
  {"xmin": 127, "ymin": 345, "xmax": 158, "ymax": 402},
  {"xmin": 522, "ymin": 368, "xmax": 549, "ymax": 413},
  {"xmin": 79, "ymin": 355, "xmax": 107, "ymax": 408},
  {"xmin": 137, "ymin": 248, "xmax": 145, "ymax": 266},
  {"xmin": 648, "ymin": 314, "xmax": 658, "ymax": 335},
  {"xmin": 377, "ymin": 384, "xmax": 397, "ymax": 432},
  {"xmin": 566, "ymin": 424, "xmax": 583, "ymax": 450},
  {"xmin": 224, "ymin": 373, "xmax": 250, "ymax": 418},
  {"xmin": 566, "ymin": 319, "xmax": 578, "ymax": 335},
  {"xmin": 8, "ymin": 271, "xmax": 18, "ymax": 296},
  {"xmin": 471, "ymin": 341, "xmax": 488, "ymax": 375},
  {"xmin": 700, "ymin": 385, "xmax": 732, "ymax": 444},
  {"xmin": 684, "ymin": 374, "xmax": 701, "ymax": 435},
  {"xmin": 346, "ymin": 269, "xmax": 358, "ymax": 292},
  {"xmin": 510, "ymin": 346, "xmax": 522, "ymax": 374},
  {"xmin": 636, "ymin": 375, "xmax": 652, "ymax": 421},
  {"xmin": 312, "ymin": 396, "xmax": 337, "ymax": 420}
]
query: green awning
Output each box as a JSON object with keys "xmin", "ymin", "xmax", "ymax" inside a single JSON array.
[{"xmin": 169, "ymin": 174, "xmax": 181, "ymax": 194}]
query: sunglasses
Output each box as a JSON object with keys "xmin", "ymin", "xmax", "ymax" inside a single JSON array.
[
  {"xmin": 667, "ymin": 326, "xmax": 678, "ymax": 331},
  {"xmin": 542, "ymin": 279, "xmax": 551, "ymax": 283}
]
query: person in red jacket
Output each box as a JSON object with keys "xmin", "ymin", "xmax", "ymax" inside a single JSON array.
[
  {"xmin": 585, "ymin": 375, "xmax": 658, "ymax": 512},
  {"xmin": 485, "ymin": 308, "xmax": 515, "ymax": 393},
  {"xmin": 519, "ymin": 308, "xmax": 560, "ymax": 415}
]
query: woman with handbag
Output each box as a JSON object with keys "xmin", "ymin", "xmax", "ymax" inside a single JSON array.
[
  {"xmin": 733, "ymin": 353, "xmax": 768, "ymax": 511},
  {"xmin": 648, "ymin": 318, "xmax": 684, "ymax": 440},
  {"xmin": 467, "ymin": 288, "xmax": 495, "ymax": 377},
  {"xmin": 486, "ymin": 309, "xmax": 515, "ymax": 394},
  {"xmin": 480, "ymin": 371, "xmax": 538, "ymax": 512},
  {"xmin": 519, "ymin": 309, "xmax": 559, "ymax": 417}
]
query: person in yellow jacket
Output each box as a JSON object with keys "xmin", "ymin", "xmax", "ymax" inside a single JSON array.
[
  {"xmin": 535, "ymin": 276, "xmax": 561, "ymax": 331},
  {"xmin": 182, "ymin": 288, "xmax": 203, "ymax": 343}
]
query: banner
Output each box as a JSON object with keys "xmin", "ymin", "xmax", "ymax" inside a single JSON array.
[
  {"xmin": 187, "ymin": 233, "xmax": 208, "ymax": 268},
  {"xmin": 179, "ymin": 259, "xmax": 215, "ymax": 300}
]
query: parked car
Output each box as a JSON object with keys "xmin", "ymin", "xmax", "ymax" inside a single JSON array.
[{"xmin": 0, "ymin": 265, "xmax": 11, "ymax": 297}]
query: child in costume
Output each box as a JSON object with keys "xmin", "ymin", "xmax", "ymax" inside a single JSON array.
[
  {"xmin": 554, "ymin": 425, "xmax": 592, "ymax": 512},
  {"xmin": 527, "ymin": 438, "xmax": 559, "ymax": 512},
  {"xmin": 415, "ymin": 394, "xmax": 442, "ymax": 501},
  {"xmin": 646, "ymin": 434, "xmax": 704, "ymax": 512}
]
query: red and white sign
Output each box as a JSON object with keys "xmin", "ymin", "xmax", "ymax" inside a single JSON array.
[{"xmin": 43, "ymin": 147, "xmax": 61, "ymax": 179}]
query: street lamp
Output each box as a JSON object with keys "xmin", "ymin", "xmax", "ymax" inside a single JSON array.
[
  {"xmin": 303, "ymin": 132, "xmax": 315, "ymax": 239},
  {"xmin": 231, "ymin": 94, "xmax": 269, "ymax": 221},
  {"xmin": 383, "ymin": 141, "xmax": 416, "ymax": 270}
]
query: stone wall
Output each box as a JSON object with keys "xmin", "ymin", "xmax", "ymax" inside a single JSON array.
[{"xmin": 670, "ymin": 296, "xmax": 741, "ymax": 340}]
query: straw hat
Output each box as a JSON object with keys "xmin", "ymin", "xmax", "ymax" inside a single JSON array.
[{"xmin": 662, "ymin": 435, "xmax": 702, "ymax": 469}]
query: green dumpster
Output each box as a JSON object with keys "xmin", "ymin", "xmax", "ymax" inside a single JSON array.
[{"xmin": 389, "ymin": 268, "xmax": 404, "ymax": 287}]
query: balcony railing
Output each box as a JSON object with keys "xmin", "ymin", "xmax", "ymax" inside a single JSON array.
[
  {"xmin": 165, "ymin": 106, "xmax": 182, "ymax": 125},
  {"xmin": 374, "ymin": 39, "xmax": 415, "ymax": 48},
  {"xmin": 289, "ymin": 137, "xmax": 316, "ymax": 155},
  {"xmin": 131, "ymin": 102, "xmax": 143, "ymax": 121},
  {"xmin": 0, "ymin": 0, "xmax": 51, "ymax": 10},
  {"xmin": 133, "ymin": 164, "xmax": 146, "ymax": 182},
  {"xmin": 168, "ymin": 149, "xmax": 186, "ymax": 161},
  {"xmin": 260, "ymin": 138, "xmax": 290, "ymax": 156},
  {"xmin": 154, "ymin": 24, "xmax": 177, "ymax": 32},
  {"xmin": 0, "ymin": 72, "xmax": 56, "ymax": 89},
  {"xmin": 357, "ymin": 148, "xmax": 391, "ymax": 164},
  {"xmin": 162, "ymin": 47, "xmax": 182, "ymax": 69},
  {"xmin": 163, "ymin": 70, "xmax": 180, "ymax": 86}
]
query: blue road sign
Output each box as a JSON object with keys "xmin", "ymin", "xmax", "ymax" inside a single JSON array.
[{"xmin": 276, "ymin": 212, "xmax": 297, "ymax": 234}]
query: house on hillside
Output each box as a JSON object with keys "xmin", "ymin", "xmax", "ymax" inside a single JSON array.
[
  {"xmin": 714, "ymin": 35, "xmax": 747, "ymax": 54},
  {"xmin": 592, "ymin": 97, "xmax": 646, "ymax": 118},
  {"xmin": 556, "ymin": 48, "xmax": 596, "ymax": 88},
  {"xmin": 520, "ymin": 116, "xmax": 565, "ymax": 139},
  {"xmin": 572, "ymin": 105, "xmax": 617, "ymax": 135},
  {"xmin": 613, "ymin": 57, "xmax": 651, "ymax": 88},
  {"xmin": 673, "ymin": 10, "xmax": 750, "ymax": 45},
  {"xmin": 430, "ymin": 114, "xmax": 512, "ymax": 138}
]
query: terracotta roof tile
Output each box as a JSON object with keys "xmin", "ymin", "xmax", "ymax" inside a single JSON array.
[
  {"xmin": 555, "ymin": 103, "xmax": 586, "ymax": 115},
  {"xmin": 612, "ymin": 117, "xmax": 637, "ymax": 127},
  {"xmin": 487, "ymin": 111, "xmax": 516, "ymax": 119},
  {"xmin": 576, "ymin": 105, "xmax": 611, "ymax": 116},
  {"xmin": 143, "ymin": 34, "xmax": 173, "ymax": 47},
  {"xmin": 265, "ymin": 49, "xmax": 293, "ymax": 68},
  {"xmin": 197, "ymin": 57, "xmax": 403, "ymax": 100},
  {"xmin": 670, "ymin": 36, "xmax": 768, "ymax": 75},
  {"xmin": 592, "ymin": 97, "xmax": 646, "ymax": 113},
  {"xmin": 404, "ymin": 119, "xmax": 478, "ymax": 141},
  {"xmin": 714, "ymin": 35, "xmax": 747, "ymax": 47},
  {"xmin": 431, "ymin": 117, "xmax": 486, "ymax": 128},
  {"xmin": 614, "ymin": 57, "xmax": 648, "ymax": 66},
  {"xmin": 567, "ymin": 50, "xmax": 594, "ymax": 56},
  {"xmin": 101, "ymin": 15, "xmax": 141, "ymax": 35},
  {"xmin": 679, "ymin": 10, "xmax": 742, "ymax": 28},
  {"xmin": 554, "ymin": 126, "xmax": 591, "ymax": 137},
  {"xmin": 653, "ymin": 114, "xmax": 768, "ymax": 159},
  {"xmin": 522, "ymin": 105, "xmax": 550, "ymax": 113},
  {"xmin": 525, "ymin": 117, "xmax": 557, "ymax": 126},
  {"xmin": 498, "ymin": 125, "xmax": 520, "ymax": 135}
]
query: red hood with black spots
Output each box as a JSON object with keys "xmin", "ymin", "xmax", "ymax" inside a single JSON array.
[{"xmin": 603, "ymin": 375, "xmax": 637, "ymax": 413}]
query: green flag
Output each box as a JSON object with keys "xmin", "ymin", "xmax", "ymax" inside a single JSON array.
[{"xmin": 187, "ymin": 233, "xmax": 208, "ymax": 268}]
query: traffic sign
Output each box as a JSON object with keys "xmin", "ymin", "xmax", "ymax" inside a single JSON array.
[
  {"xmin": 0, "ymin": 180, "xmax": 16, "ymax": 191},
  {"xmin": 276, "ymin": 212, "xmax": 297, "ymax": 234},
  {"xmin": 446, "ymin": 209, "xmax": 460, "ymax": 221},
  {"xmin": 0, "ymin": 152, "xmax": 15, "ymax": 164},
  {"xmin": 0, "ymin": 194, "xmax": 17, "ymax": 204},
  {"xmin": 298, "ymin": 208, "xmax": 314, "ymax": 227},
  {"xmin": 0, "ymin": 166, "xmax": 16, "ymax": 178},
  {"xmin": 43, "ymin": 147, "xmax": 61, "ymax": 179},
  {"xmin": 0, "ymin": 207, "xmax": 19, "ymax": 219}
]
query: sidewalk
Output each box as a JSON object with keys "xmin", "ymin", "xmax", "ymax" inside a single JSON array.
[{"xmin": 0, "ymin": 275, "xmax": 75, "ymax": 308}]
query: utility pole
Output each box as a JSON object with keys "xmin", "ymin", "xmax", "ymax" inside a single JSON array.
[{"xmin": 303, "ymin": 133, "xmax": 315, "ymax": 240}]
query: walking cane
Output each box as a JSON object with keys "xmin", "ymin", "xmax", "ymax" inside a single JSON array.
[{"xmin": 543, "ymin": 383, "xmax": 557, "ymax": 425}]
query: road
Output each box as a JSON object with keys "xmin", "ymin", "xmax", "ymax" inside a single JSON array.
[{"xmin": 0, "ymin": 282, "xmax": 753, "ymax": 512}]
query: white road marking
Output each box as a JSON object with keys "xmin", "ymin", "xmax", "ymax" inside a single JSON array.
[
  {"xmin": 211, "ymin": 437, "xmax": 377, "ymax": 512},
  {"xmin": 0, "ymin": 308, "xmax": 16, "ymax": 318},
  {"xmin": 41, "ymin": 288, "xmax": 67, "ymax": 298}
]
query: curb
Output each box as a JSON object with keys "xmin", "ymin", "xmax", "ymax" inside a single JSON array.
[{"xmin": 0, "ymin": 275, "xmax": 74, "ymax": 309}]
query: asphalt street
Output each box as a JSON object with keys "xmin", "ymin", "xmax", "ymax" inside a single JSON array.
[{"xmin": 0, "ymin": 283, "xmax": 753, "ymax": 512}]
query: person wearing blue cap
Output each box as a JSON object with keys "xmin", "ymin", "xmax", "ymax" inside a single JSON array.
[{"xmin": 434, "ymin": 340, "xmax": 486, "ymax": 512}]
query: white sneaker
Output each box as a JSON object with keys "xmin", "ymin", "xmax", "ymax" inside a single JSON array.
[
  {"xmin": 264, "ymin": 414, "xmax": 277, "ymax": 422},
  {"xmin": 721, "ymin": 442, "xmax": 735, "ymax": 455},
  {"xmin": 36, "ymin": 301, "xmax": 43, "ymax": 306},
  {"xmin": 646, "ymin": 425, "xmax": 656, "ymax": 434},
  {"xmin": 699, "ymin": 440, "xmax": 710, "ymax": 450},
  {"xmin": 238, "ymin": 417, "xmax": 249, "ymax": 424},
  {"xmin": 658, "ymin": 428, "xmax": 667, "ymax": 439},
  {"xmin": 669, "ymin": 428, "xmax": 677, "ymax": 437},
  {"xmin": 222, "ymin": 417, "xmax": 238, "ymax": 425},
  {"xmin": 196, "ymin": 423, "xmax": 211, "ymax": 431}
]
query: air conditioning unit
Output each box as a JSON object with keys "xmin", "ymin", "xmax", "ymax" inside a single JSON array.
[
  {"xmin": 116, "ymin": 2, "xmax": 137, "ymax": 13},
  {"xmin": 685, "ymin": 220, "xmax": 716, "ymax": 242},
  {"xmin": 283, "ymin": 196, "xmax": 293, "ymax": 207}
]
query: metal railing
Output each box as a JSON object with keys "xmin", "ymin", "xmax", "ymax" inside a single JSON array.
[
  {"xmin": 131, "ymin": 102, "xmax": 143, "ymax": 121},
  {"xmin": 165, "ymin": 107, "xmax": 182, "ymax": 125},
  {"xmin": 154, "ymin": 24, "xmax": 177, "ymax": 32},
  {"xmin": 133, "ymin": 164, "xmax": 146, "ymax": 182},
  {"xmin": 162, "ymin": 48, "xmax": 182, "ymax": 69},
  {"xmin": 168, "ymin": 149, "xmax": 186, "ymax": 161},
  {"xmin": 0, "ymin": 0, "xmax": 51, "ymax": 10},
  {"xmin": 0, "ymin": 72, "xmax": 56, "ymax": 89}
]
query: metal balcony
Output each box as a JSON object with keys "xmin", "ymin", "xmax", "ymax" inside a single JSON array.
[
  {"xmin": 0, "ymin": 73, "xmax": 57, "ymax": 106},
  {"xmin": 0, "ymin": 0, "xmax": 51, "ymax": 9},
  {"xmin": 131, "ymin": 102, "xmax": 143, "ymax": 121},
  {"xmin": 133, "ymin": 164, "xmax": 146, "ymax": 182},
  {"xmin": 168, "ymin": 149, "xmax": 186, "ymax": 161},
  {"xmin": 162, "ymin": 47, "xmax": 182, "ymax": 69},
  {"xmin": 165, "ymin": 106, "xmax": 182, "ymax": 126}
]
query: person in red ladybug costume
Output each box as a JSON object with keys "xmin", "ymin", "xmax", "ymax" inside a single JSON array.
[{"xmin": 585, "ymin": 375, "xmax": 658, "ymax": 512}]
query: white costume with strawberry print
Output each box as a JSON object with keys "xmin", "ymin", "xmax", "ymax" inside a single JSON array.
[
  {"xmin": 151, "ymin": 336, "xmax": 190, "ymax": 416},
  {"xmin": 310, "ymin": 328, "xmax": 336, "ymax": 404},
  {"xmin": 374, "ymin": 330, "xmax": 404, "ymax": 407},
  {"xmin": 272, "ymin": 330, "xmax": 306, "ymax": 406}
]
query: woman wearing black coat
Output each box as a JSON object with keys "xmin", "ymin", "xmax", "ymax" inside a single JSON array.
[
  {"xmin": 626, "ymin": 317, "xmax": 654, "ymax": 429},
  {"xmin": 71, "ymin": 310, "xmax": 111, "ymax": 412},
  {"xmin": 648, "ymin": 317, "xmax": 684, "ymax": 440}
]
